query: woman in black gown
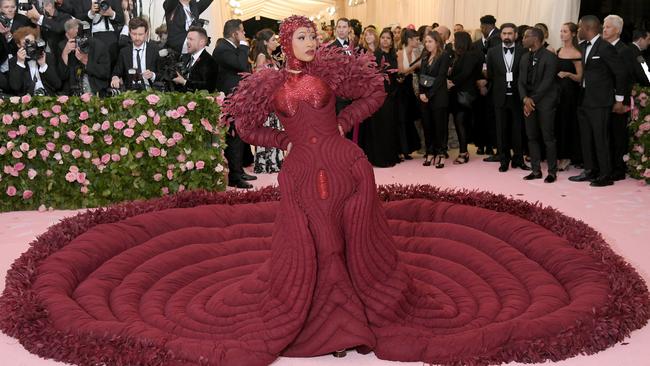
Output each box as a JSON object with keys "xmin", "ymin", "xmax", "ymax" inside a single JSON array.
[
  {"xmin": 555, "ymin": 22, "xmax": 583, "ymax": 170},
  {"xmin": 395, "ymin": 28, "xmax": 422, "ymax": 160}
]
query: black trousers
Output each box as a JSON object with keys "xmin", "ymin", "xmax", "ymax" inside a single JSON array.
[
  {"xmin": 451, "ymin": 104, "xmax": 470, "ymax": 154},
  {"xmin": 225, "ymin": 126, "xmax": 245, "ymax": 183},
  {"xmin": 578, "ymin": 105, "xmax": 612, "ymax": 176},
  {"xmin": 525, "ymin": 106, "xmax": 557, "ymax": 174},
  {"xmin": 420, "ymin": 101, "xmax": 448, "ymax": 156},
  {"xmin": 495, "ymin": 95, "xmax": 524, "ymax": 166},
  {"xmin": 609, "ymin": 111, "xmax": 629, "ymax": 177},
  {"xmin": 472, "ymin": 94, "xmax": 496, "ymax": 151}
]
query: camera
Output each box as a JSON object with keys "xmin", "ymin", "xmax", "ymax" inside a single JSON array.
[
  {"xmin": 125, "ymin": 68, "xmax": 147, "ymax": 91},
  {"xmin": 0, "ymin": 13, "xmax": 11, "ymax": 28},
  {"xmin": 97, "ymin": 0, "xmax": 110, "ymax": 12},
  {"xmin": 153, "ymin": 48, "xmax": 190, "ymax": 91},
  {"xmin": 75, "ymin": 21, "xmax": 92, "ymax": 54},
  {"xmin": 24, "ymin": 39, "xmax": 46, "ymax": 60},
  {"xmin": 191, "ymin": 18, "xmax": 209, "ymax": 28},
  {"xmin": 17, "ymin": 0, "xmax": 36, "ymax": 11},
  {"xmin": 102, "ymin": 88, "xmax": 122, "ymax": 97}
]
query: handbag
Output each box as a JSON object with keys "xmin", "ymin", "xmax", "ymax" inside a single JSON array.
[
  {"xmin": 457, "ymin": 91, "xmax": 476, "ymax": 108},
  {"xmin": 419, "ymin": 74, "xmax": 436, "ymax": 87}
]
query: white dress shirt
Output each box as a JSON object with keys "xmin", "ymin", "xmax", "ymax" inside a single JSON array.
[
  {"xmin": 17, "ymin": 60, "xmax": 47, "ymax": 92},
  {"xmin": 88, "ymin": 9, "xmax": 116, "ymax": 33}
]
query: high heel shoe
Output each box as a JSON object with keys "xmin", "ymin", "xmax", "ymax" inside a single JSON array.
[
  {"xmin": 435, "ymin": 154, "xmax": 445, "ymax": 169},
  {"xmin": 453, "ymin": 152, "xmax": 469, "ymax": 165},
  {"xmin": 332, "ymin": 349, "xmax": 347, "ymax": 358},
  {"xmin": 423, "ymin": 155, "xmax": 433, "ymax": 166}
]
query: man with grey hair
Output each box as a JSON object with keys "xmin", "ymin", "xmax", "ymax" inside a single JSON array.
[
  {"xmin": 603, "ymin": 14, "xmax": 634, "ymax": 181},
  {"xmin": 23, "ymin": 0, "xmax": 72, "ymax": 57},
  {"xmin": 434, "ymin": 25, "xmax": 454, "ymax": 53}
]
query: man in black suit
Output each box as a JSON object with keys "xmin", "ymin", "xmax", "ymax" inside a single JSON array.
[
  {"xmin": 631, "ymin": 30, "xmax": 650, "ymax": 86},
  {"xmin": 569, "ymin": 15, "xmax": 627, "ymax": 187},
  {"xmin": 172, "ymin": 26, "xmax": 216, "ymax": 92},
  {"xmin": 330, "ymin": 17, "xmax": 352, "ymax": 53},
  {"xmin": 8, "ymin": 25, "xmax": 61, "ymax": 95},
  {"xmin": 163, "ymin": 0, "xmax": 213, "ymax": 54},
  {"xmin": 603, "ymin": 14, "xmax": 635, "ymax": 181},
  {"xmin": 476, "ymin": 15, "xmax": 501, "ymax": 55},
  {"xmin": 0, "ymin": 0, "xmax": 36, "ymax": 71},
  {"xmin": 487, "ymin": 23, "xmax": 529, "ymax": 172},
  {"xmin": 519, "ymin": 27, "xmax": 559, "ymax": 183},
  {"xmin": 23, "ymin": 0, "xmax": 72, "ymax": 59},
  {"xmin": 78, "ymin": 0, "xmax": 123, "ymax": 67},
  {"xmin": 213, "ymin": 19, "xmax": 256, "ymax": 189},
  {"xmin": 110, "ymin": 17, "xmax": 159, "ymax": 90},
  {"xmin": 58, "ymin": 18, "xmax": 111, "ymax": 95}
]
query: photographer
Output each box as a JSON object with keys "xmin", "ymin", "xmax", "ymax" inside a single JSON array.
[
  {"xmin": 23, "ymin": 0, "xmax": 73, "ymax": 58},
  {"xmin": 82, "ymin": 0, "xmax": 124, "ymax": 67},
  {"xmin": 111, "ymin": 17, "xmax": 159, "ymax": 91},
  {"xmin": 171, "ymin": 26, "xmax": 216, "ymax": 92},
  {"xmin": 163, "ymin": 0, "xmax": 213, "ymax": 54},
  {"xmin": 9, "ymin": 26, "xmax": 61, "ymax": 95},
  {"xmin": 0, "ymin": 0, "xmax": 35, "ymax": 72},
  {"xmin": 59, "ymin": 18, "xmax": 111, "ymax": 95}
]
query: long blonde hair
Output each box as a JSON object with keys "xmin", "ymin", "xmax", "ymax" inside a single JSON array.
[{"xmin": 360, "ymin": 27, "xmax": 379, "ymax": 51}]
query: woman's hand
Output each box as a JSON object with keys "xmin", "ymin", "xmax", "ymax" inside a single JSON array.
[{"xmin": 419, "ymin": 94, "xmax": 428, "ymax": 103}]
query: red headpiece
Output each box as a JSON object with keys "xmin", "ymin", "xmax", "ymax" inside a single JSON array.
[{"xmin": 279, "ymin": 15, "xmax": 317, "ymax": 70}]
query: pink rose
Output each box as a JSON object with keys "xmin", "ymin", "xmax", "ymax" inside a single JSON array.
[
  {"xmin": 161, "ymin": 187, "xmax": 169, "ymax": 195},
  {"xmin": 148, "ymin": 147, "xmax": 161, "ymax": 157},
  {"xmin": 176, "ymin": 154, "xmax": 186, "ymax": 162},
  {"xmin": 644, "ymin": 168, "xmax": 650, "ymax": 178},
  {"xmin": 6, "ymin": 185, "xmax": 17, "ymax": 197},
  {"xmin": 176, "ymin": 106, "xmax": 188, "ymax": 116},
  {"xmin": 196, "ymin": 160, "xmax": 205, "ymax": 170},
  {"xmin": 53, "ymin": 131, "xmax": 60, "ymax": 139},
  {"xmin": 91, "ymin": 158, "xmax": 101, "ymax": 166},
  {"xmin": 22, "ymin": 190, "xmax": 33, "ymax": 200},
  {"xmin": 80, "ymin": 135, "xmax": 94, "ymax": 144},
  {"xmin": 101, "ymin": 107, "xmax": 108, "ymax": 115},
  {"xmin": 36, "ymin": 126, "xmax": 46, "ymax": 135},
  {"xmin": 18, "ymin": 125, "xmax": 27, "ymax": 135},
  {"xmin": 146, "ymin": 94, "xmax": 160, "ymax": 105},
  {"xmin": 187, "ymin": 101, "xmax": 197, "ymax": 110},
  {"xmin": 7, "ymin": 130, "xmax": 17, "ymax": 139},
  {"xmin": 185, "ymin": 161, "xmax": 195, "ymax": 170},
  {"xmin": 169, "ymin": 110, "xmax": 180, "ymax": 119},
  {"xmin": 49, "ymin": 116, "xmax": 60, "ymax": 126},
  {"xmin": 137, "ymin": 115, "xmax": 147, "ymax": 124},
  {"xmin": 66, "ymin": 131, "xmax": 76, "ymax": 140},
  {"xmin": 120, "ymin": 147, "xmax": 129, "ymax": 156},
  {"xmin": 101, "ymin": 154, "xmax": 110, "ymax": 164},
  {"xmin": 62, "ymin": 144, "xmax": 71, "ymax": 153},
  {"xmin": 113, "ymin": 120, "xmax": 125, "ymax": 130},
  {"xmin": 83, "ymin": 150, "xmax": 91, "ymax": 159},
  {"xmin": 28, "ymin": 169, "xmax": 37, "ymax": 179},
  {"xmin": 111, "ymin": 154, "xmax": 120, "ymax": 162},
  {"xmin": 53, "ymin": 152, "xmax": 62, "ymax": 161},
  {"xmin": 65, "ymin": 171, "xmax": 77, "ymax": 182},
  {"xmin": 92, "ymin": 123, "xmax": 101, "ymax": 131},
  {"xmin": 152, "ymin": 129, "xmax": 164, "ymax": 139},
  {"xmin": 51, "ymin": 104, "xmax": 62, "ymax": 113},
  {"xmin": 12, "ymin": 111, "xmax": 20, "ymax": 120},
  {"xmin": 69, "ymin": 165, "xmax": 79, "ymax": 173},
  {"xmin": 0, "ymin": 146, "xmax": 6, "ymax": 155},
  {"xmin": 183, "ymin": 123, "xmax": 193, "ymax": 132},
  {"xmin": 60, "ymin": 114, "xmax": 69, "ymax": 123},
  {"xmin": 80, "ymin": 186, "xmax": 88, "ymax": 194},
  {"xmin": 14, "ymin": 162, "xmax": 25, "ymax": 171},
  {"xmin": 200, "ymin": 118, "xmax": 213, "ymax": 132},
  {"xmin": 2, "ymin": 114, "xmax": 13, "ymax": 124},
  {"xmin": 46, "ymin": 142, "xmax": 56, "ymax": 151},
  {"xmin": 79, "ymin": 111, "xmax": 89, "ymax": 120},
  {"xmin": 153, "ymin": 114, "xmax": 161, "ymax": 124},
  {"xmin": 178, "ymin": 184, "xmax": 185, "ymax": 192},
  {"xmin": 72, "ymin": 149, "xmax": 82, "ymax": 158},
  {"xmin": 141, "ymin": 130, "xmax": 151, "ymax": 138},
  {"xmin": 40, "ymin": 150, "xmax": 50, "ymax": 159},
  {"xmin": 101, "ymin": 120, "xmax": 110, "ymax": 130},
  {"xmin": 41, "ymin": 110, "xmax": 52, "ymax": 118},
  {"xmin": 80, "ymin": 124, "xmax": 90, "ymax": 134},
  {"xmin": 166, "ymin": 169, "xmax": 173, "ymax": 180},
  {"xmin": 27, "ymin": 149, "xmax": 37, "ymax": 159},
  {"xmin": 127, "ymin": 119, "xmax": 136, "ymax": 128},
  {"xmin": 216, "ymin": 93, "xmax": 225, "ymax": 106},
  {"xmin": 56, "ymin": 96, "xmax": 69, "ymax": 104},
  {"xmin": 6, "ymin": 141, "xmax": 14, "ymax": 149},
  {"xmin": 122, "ymin": 99, "xmax": 136, "ymax": 108},
  {"xmin": 123, "ymin": 128, "xmax": 135, "ymax": 137},
  {"xmin": 20, "ymin": 142, "xmax": 30, "ymax": 151},
  {"xmin": 166, "ymin": 139, "xmax": 176, "ymax": 147},
  {"xmin": 80, "ymin": 93, "xmax": 92, "ymax": 102},
  {"xmin": 172, "ymin": 132, "xmax": 183, "ymax": 141},
  {"xmin": 135, "ymin": 136, "xmax": 145, "ymax": 144},
  {"xmin": 153, "ymin": 173, "xmax": 163, "ymax": 181},
  {"xmin": 21, "ymin": 94, "xmax": 32, "ymax": 104},
  {"xmin": 135, "ymin": 151, "xmax": 144, "ymax": 159},
  {"xmin": 147, "ymin": 109, "xmax": 156, "ymax": 117},
  {"xmin": 12, "ymin": 150, "xmax": 23, "ymax": 159},
  {"xmin": 46, "ymin": 169, "xmax": 53, "ymax": 176}
]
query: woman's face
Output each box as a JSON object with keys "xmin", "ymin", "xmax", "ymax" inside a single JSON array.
[
  {"xmin": 407, "ymin": 36, "xmax": 418, "ymax": 48},
  {"xmin": 560, "ymin": 25, "xmax": 573, "ymax": 42},
  {"xmin": 292, "ymin": 27, "xmax": 317, "ymax": 62},
  {"xmin": 364, "ymin": 31, "xmax": 375, "ymax": 47},
  {"xmin": 266, "ymin": 34, "xmax": 279, "ymax": 51},
  {"xmin": 380, "ymin": 32, "xmax": 392, "ymax": 49},
  {"xmin": 424, "ymin": 34, "xmax": 437, "ymax": 53}
]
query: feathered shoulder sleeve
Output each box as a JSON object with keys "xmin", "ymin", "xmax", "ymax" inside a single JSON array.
[
  {"xmin": 306, "ymin": 47, "xmax": 387, "ymax": 133},
  {"xmin": 222, "ymin": 68, "xmax": 289, "ymax": 149}
]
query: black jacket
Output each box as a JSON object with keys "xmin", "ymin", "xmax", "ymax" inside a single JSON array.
[
  {"xmin": 487, "ymin": 44, "xmax": 526, "ymax": 107},
  {"xmin": 613, "ymin": 40, "xmax": 635, "ymax": 102},
  {"xmin": 212, "ymin": 38, "xmax": 249, "ymax": 94},
  {"xmin": 182, "ymin": 49, "xmax": 217, "ymax": 92},
  {"xmin": 79, "ymin": 0, "xmax": 124, "ymax": 33},
  {"xmin": 41, "ymin": 10, "xmax": 73, "ymax": 62},
  {"xmin": 163, "ymin": 0, "xmax": 214, "ymax": 54},
  {"xmin": 580, "ymin": 35, "xmax": 627, "ymax": 108},
  {"xmin": 0, "ymin": 14, "xmax": 36, "ymax": 64},
  {"xmin": 8, "ymin": 53, "xmax": 62, "ymax": 95},
  {"xmin": 449, "ymin": 49, "xmax": 483, "ymax": 94},
  {"xmin": 472, "ymin": 28, "xmax": 501, "ymax": 57},
  {"xmin": 58, "ymin": 38, "xmax": 111, "ymax": 94},
  {"xmin": 518, "ymin": 47, "xmax": 559, "ymax": 110},
  {"xmin": 419, "ymin": 51, "xmax": 450, "ymax": 108},
  {"xmin": 112, "ymin": 42, "xmax": 160, "ymax": 81},
  {"xmin": 630, "ymin": 43, "xmax": 650, "ymax": 86}
]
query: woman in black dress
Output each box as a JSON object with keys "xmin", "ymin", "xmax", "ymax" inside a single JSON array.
[
  {"xmin": 448, "ymin": 31, "xmax": 483, "ymax": 164},
  {"xmin": 360, "ymin": 28, "xmax": 401, "ymax": 167},
  {"xmin": 555, "ymin": 22, "xmax": 583, "ymax": 170},
  {"xmin": 418, "ymin": 31, "xmax": 450, "ymax": 168},
  {"xmin": 396, "ymin": 28, "xmax": 422, "ymax": 161}
]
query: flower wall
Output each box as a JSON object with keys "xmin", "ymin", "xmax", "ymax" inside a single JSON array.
[
  {"xmin": 1, "ymin": 92, "xmax": 227, "ymax": 212},
  {"xmin": 629, "ymin": 86, "xmax": 650, "ymax": 183}
]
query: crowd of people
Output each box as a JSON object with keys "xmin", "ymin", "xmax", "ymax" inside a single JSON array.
[{"xmin": 1, "ymin": 0, "xmax": 649, "ymax": 188}]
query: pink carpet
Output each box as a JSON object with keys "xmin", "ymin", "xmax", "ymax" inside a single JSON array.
[{"xmin": 1, "ymin": 149, "xmax": 649, "ymax": 366}]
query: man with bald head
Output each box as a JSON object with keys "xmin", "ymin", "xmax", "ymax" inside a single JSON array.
[
  {"xmin": 434, "ymin": 25, "xmax": 453, "ymax": 53},
  {"xmin": 569, "ymin": 15, "xmax": 627, "ymax": 187}
]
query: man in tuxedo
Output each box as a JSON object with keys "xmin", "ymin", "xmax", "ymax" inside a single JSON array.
[
  {"xmin": 518, "ymin": 27, "xmax": 559, "ymax": 183},
  {"xmin": 172, "ymin": 26, "xmax": 216, "ymax": 92},
  {"xmin": 0, "ymin": 0, "xmax": 36, "ymax": 72},
  {"xmin": 330, "ymin": 17, "xmax": 352, "ymax": 53},
  {"xmin": 213, "ymin": 19, "xmax": 256, "ymax": 189},
  {"xmin": 569, "ymin": 15, "xmax": 627, "ymax": 187},
  {"xmin": 58, "ymin": 18, "xmax": 111, "ymax": 95},
  {"xmin": 163, "ymin": 0, "xmax": 213, "ymax": 54},
  {"xmin": 603, "ymin": 14, "xmax": 634, "ymax": 181},
  {"xmin": 8, "ymin": 26, "xmax": 61, "ymax": 95},
  {"xmin": 111, "ymin": 17, "xmax": 159, "ymax": 91},
  {"xmin": 23, "ymin": 0, "xmax": 72, "ymax": 59},
  {"xmin": 631, "ymin": 30, "xmax": 650, "ymax": 86},
  {"xmin": 487, "ymin": 23, "xmax": 529, "ymax": 172}
]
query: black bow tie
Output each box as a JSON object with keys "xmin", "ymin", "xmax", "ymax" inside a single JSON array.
[
  {"xmin": 585, "ymin": 41, "xmax": 592, "ymax": 46},
  {"xmin": 504, "ymin": 47, "xmax": 514, "ymax": 54},
  {"xmin": 343, "ymin": 40, "xmax": 349, "ymax": 46}
]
